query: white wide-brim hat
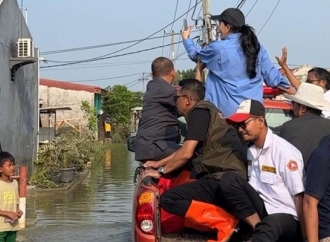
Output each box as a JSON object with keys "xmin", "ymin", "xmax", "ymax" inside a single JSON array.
[{"xmin": 284, "ymin": 82, "xmax": 330, "ymax": 111}]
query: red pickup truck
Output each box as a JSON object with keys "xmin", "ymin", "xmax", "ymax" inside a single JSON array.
[{"xmin": 129, "ymin": 87, "xmax": 292, "ymax": 242}]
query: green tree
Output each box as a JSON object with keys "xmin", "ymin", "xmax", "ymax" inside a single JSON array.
[
  {"xmin": 103, "ymin": 85, "xmax": 133, "ymax": 124},
  {"xmin": 81, "ymin": 101, "xmax": 97, "ymax": 132},
  {"xmin": 103, "ymin": 85, "xmax": 143, "ymax": 142},
  {"xmin": 174, "ymin": 68, "xmax": 197, "ymax": 84},
  {"xmin": 133, "ymin": 91, "xmax": 144, "ymax": 105}
]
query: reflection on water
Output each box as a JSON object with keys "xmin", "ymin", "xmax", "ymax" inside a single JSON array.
[{"xmin": 20, "ymin": 145, "xmax": 138, "ymax": 242}]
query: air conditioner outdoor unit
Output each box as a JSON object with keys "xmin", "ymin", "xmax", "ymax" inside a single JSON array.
[{"xmin": 17, "ymin": 38, "xmax": 34, "ymax": 58}]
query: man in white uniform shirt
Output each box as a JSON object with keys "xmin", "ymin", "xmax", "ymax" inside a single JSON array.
[{"xmin": 220, "ymin": 99, "xmax": 305, "ymax": 242}]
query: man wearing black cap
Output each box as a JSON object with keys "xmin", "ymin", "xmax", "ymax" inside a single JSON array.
[
  {"xmin": 219, "ymin": 99, "xmax": 305, "ymax": 241},
  {"xmin": 182, "ymin": 8, "xmax": 290, "ymax": 118}
]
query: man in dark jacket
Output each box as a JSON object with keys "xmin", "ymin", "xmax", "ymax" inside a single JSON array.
[
  {"xmin": 134, "ymin": 57, "xmax": 180, "ymax": 162},
  {"xmin": 144, "ymin": 79, "xmax": 247, "ymax": 242},
  {"xmin": 280, "ymin": 82, "xmax": 330, "ymax": 166}
]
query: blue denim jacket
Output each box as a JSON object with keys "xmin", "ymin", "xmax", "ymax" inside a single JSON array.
[{"xmin": 183, "ymin": 33, "xmax": 289, "ymax": 117}]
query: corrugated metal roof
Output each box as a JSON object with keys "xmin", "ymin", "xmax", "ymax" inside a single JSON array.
[{"xmin": 40, "ymin": 78, "xmax": 105, "ymax": 94}]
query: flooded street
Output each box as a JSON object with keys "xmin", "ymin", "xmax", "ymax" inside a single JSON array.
[{"xmin": 19, "ymin": 145, "xmax": 138, "ymax": 242}]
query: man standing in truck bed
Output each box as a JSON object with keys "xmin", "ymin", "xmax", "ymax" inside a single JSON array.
[{"xmin": 134, "ymin": 57, "xmax": 181, "ymax": 162}]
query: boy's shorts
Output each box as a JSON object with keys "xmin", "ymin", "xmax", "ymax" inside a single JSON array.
[{"xmin": 0, "ymin": 231, "xmax": 17, "ymax": 242}]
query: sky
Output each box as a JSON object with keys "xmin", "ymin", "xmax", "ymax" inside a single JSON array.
[{"xmin": 21, "ymin": 0, "xmax": 330, "ymax": 91}]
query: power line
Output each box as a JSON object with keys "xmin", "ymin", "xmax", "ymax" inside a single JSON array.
[
  {"xmin": 43, "ymin": 31, "xmax": 201, "ymax": 56},
  {"xmin": 246, "ymin": 0, "xmax": 258, "ymax": 17},
  {"xmin": 41, "ymin": 58, "xmax": 190, "ymax": 72},
  {"xmin": 124, "ymin": 78, "xmax": 142, "ymax": 86},
  {"xmin": 43, "ymin": 0, "xmax": 202, "ymax": 65},
  {"xmin": 169, "ymin": 0, "xmax": 179, "ymax": 33},
  {"xmin": 176, "ymin": 50, "xmax": 187, "ymax": 60},
  {"xmin": 257, "ymin": 0, "xmax": 281, "ymax": 36},
  {"xmin": 72, "ymin": 73, "xmax": 150, "ymax": 89},
  {"xmin": 43, "ymin": 30, "xmax": 199, "ymax": 57},
  {"xmin": 186, "ymin": 0, "xmax": 193, "ymax": 18},
  {"xmin": 198, "ymin": 4, "xmax": 203, "ymax": 16},
  {"xmin": 41, "ymin": 34, "xmax": 181, "ymax": 55},
  {"xmin": 173, "ymin": 0, "xmax": 195, "ymax": 64},
  {"xmin": 191, "ymin": 0, "xmax": 199, "ymax": 20},
  {"xmin": 236, "ymin": 0, "xmax": 246, "ymax": 9},
  {"xmin": 126, "ymin": 73, "xmax": 151, "ymax": 89},
  {"xmin": 41, "ymin": 39, "xmax": 194, "ymax": 69},
  {"xmin": 69, "ymin": 73, "xmax": 143, "ymax": 83},
  {"xmin": 164, "ymin": 0, "xmax": 191, "ymax": 57},
  {"xmin": 176, "ymin": 3, "xmax": 202, "ymax": 64},
  {"xmin": 127, "ymin": 80, "xmax": 141, "ymax": 89},
  {"xmin": 41, "ymin": 61, "xmax": 152, "ymax": 71}
]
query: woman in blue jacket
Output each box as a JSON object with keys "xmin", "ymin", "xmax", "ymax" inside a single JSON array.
[{"xmin": 182, "ymin": 8, "xmax": 291, "ymax": 117}]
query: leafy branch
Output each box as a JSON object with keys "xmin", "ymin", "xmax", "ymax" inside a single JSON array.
[{"xmin": 81, "ymin": 101, "xmax": 97, "ymax": 132}]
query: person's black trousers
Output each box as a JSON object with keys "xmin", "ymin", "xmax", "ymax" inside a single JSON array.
[
  {"xmin": 219, "ymin": 172, "xmax": 303, "ymax": 242},
  {"xmin": 160, "ymin": 177, "xmax": 227, "ymax": 217}
]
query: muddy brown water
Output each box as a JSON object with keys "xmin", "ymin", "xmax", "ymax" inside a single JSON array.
[{"xmin": 18, "ymin": 145, "xmax": 138, "ymax": 242}]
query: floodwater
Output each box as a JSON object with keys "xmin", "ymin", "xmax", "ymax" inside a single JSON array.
[{"xmin": 18, "ymin": 144, "xmax": 138, "ymax": 242}]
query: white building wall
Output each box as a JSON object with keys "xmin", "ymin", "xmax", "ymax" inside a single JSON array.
[
  {"xmin": 39, "ymin": 85, "xmax": 94, "ymax": 127},
  {"xmin": 292, "ymin": 65, "xmax": 313, "ymax": 82}
]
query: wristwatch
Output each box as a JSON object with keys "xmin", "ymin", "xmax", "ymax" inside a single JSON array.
[{"xmin": 157, "ymin": 166, "xmax": 165, "ymax": 176}]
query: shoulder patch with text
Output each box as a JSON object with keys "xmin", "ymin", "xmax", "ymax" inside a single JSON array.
[{"xmin": 287, "ymin": 160, "xmax": 298, "ymax": 172}]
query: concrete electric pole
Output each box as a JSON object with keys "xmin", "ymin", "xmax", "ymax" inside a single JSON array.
[
  {"xmin": 170, "ymin": 30, "xmax": 175, "ymax": 62},
  {"xmin": 202, "ymin": 0, "xmax": 212, "ymax": 46},
  {"xmin": 202, "ymin": 0, "xmax": 212, "ymax": 81},
  {"xmin": 141, "ymin": 73, "xmax": 149, "ymax": 93},
  {"xmin": 162, "ymin": 31, "xmax": 177, "ymax": 63}
]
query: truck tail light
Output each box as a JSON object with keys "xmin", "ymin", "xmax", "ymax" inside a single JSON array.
[{"xmin": 136, "ymin": 189, "xmax": 155, "ymax": 234}]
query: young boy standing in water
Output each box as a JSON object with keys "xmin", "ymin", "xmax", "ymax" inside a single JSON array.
[{"xmin": 0, "ymin": 152, "xmax": 22, "ymax": 242}]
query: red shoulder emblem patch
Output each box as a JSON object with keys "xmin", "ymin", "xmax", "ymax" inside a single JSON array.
[{"xmin": 287, "ymin": 160, "xmax": 298, "ymax": 172}]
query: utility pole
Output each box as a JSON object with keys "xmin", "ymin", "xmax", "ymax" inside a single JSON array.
[
  {"xmin": 163, "ymin": 30, "xmax": 180, "ymax": 66},
  {"xmin": 170, "ymin": 30, "xmax": 175, "ymax": 62},
  {"xmin": 202, "ymin": 0, "xmax": 212, "ymax": 45},
  {"xmin": 141, "ymin": 73, "xmax": 149, "ymax": 93},
  {"xmin": 141, "ymin": 73, "xmax": 145, "ymax": 93},
  {"xmin": 202, "ymin": 0, "xmax": 212, "ymax": 81}
]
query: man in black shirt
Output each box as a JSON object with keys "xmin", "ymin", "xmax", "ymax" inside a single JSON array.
[
  {"xmin": 134, "ymin": 57, "xmax": 180, "ymax": 162},
  {"xmin": 144, "ymin": 79, "xmax": 247, "ymax": 242},
  {"xmin": 304, "ymin": 135, "xmax": 330, "ymax": 242},
  {"xmin": 280, "ymin": 82, "xmax": 330, "ymax": 166}
]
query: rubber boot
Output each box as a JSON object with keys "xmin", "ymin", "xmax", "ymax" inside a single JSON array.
[{"xmin": 185, "ymin": 200, "xmax": 239, "ymax": 242}]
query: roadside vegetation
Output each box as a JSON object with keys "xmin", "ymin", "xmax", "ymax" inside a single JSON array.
[
  {"xmin": 29, "ymin": 131, "xmax": 108, "ymax": 189},
  {"xmin": 103, "ymin": 85, "xmax": 143, "ymax": 142},
  {"xmin": 29, "ymin": 102, "xmax": 108, "ymax": 189},
  {"xmin": 29, "ymin": 78, "xmax": 183, "ymax": 188}
]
